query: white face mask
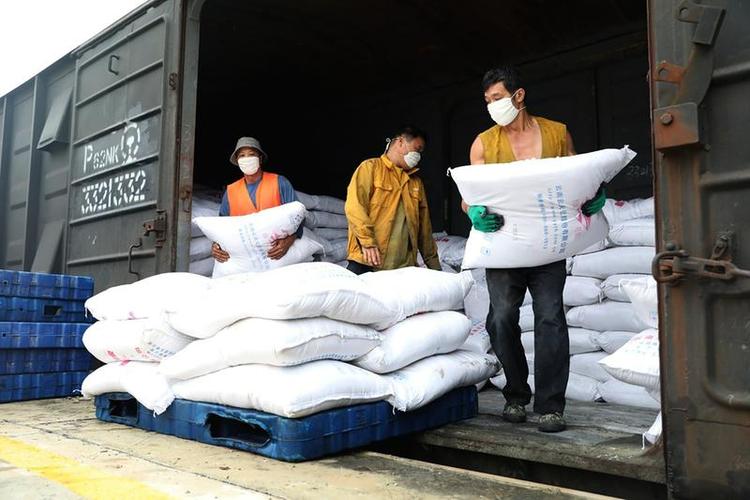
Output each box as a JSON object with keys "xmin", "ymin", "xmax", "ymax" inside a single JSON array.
[
  {"xmin": 237, "ymin": 156, "xmax": 260, "ymax": 175},
  {"xmin": 404, "ymin": 151, "xmax": 421, "ymax": 168},
  {"xmin": 487, "ymin": 90, "xmax": 521, "ymax": 126}
]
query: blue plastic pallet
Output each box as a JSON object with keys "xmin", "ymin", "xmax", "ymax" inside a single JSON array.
[
  {"xmin": 0, "ymin": 349, "xmax": 93, "ymax": 375},
  {"xmin": 96, "ymin": 386, "xmax": 478, "ymax": 462},
  {"xmin": 0, "ymin": 296, "xmax": 91, "ymax": 323},
  {"xmin": 0, "ymin": 269, "xmax": 94, "ymax": 301},
  {"xmin": 0, "ymin": 370, "xmax": 88, "ymax": 403},
  {"xmin": 0, "ymin": 322, "xmax": 89, "ymax": 349}
]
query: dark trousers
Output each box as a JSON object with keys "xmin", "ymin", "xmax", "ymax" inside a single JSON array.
[
  {"xmin": 347, "ymin": 260, "xmax": 373, "ymax": 275},
  {"xmin": 486, "ymin": 260, "xmax": 569, "ymax": 414}
]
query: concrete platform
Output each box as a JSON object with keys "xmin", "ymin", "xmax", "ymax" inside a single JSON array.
[
  {"xmin": 380, "ymin": 388, "xmax": 666, "ymax": 499},
  {"xmin": 0, "ymin": 396, "xmax": 612, "ymax": 499}
]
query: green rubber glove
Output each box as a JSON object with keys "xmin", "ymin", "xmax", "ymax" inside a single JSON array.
[
  {"xmin": 467, "ymin": 205, "xmax": 504, "ymax": 233},
  {"xmin": 582, "ymin": 186, "xmax": 606, "ymax": 216}
]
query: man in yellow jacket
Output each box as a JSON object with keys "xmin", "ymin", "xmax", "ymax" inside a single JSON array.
[{"xmin": 345, "ymin": 126, "xmax": 440, "ymax": 274}]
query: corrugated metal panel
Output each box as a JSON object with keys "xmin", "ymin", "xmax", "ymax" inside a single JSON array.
[
  {"xmin": 649, "ymin": 0, "xmax": 750, "ymax": 497},
  {"xmin": 1, "ymin": 84, "xmax": 34, "ymax": 270},
  {"xmin": 0, "ymin": 60, "xmax": 77, "ymax": 274},
  {"xmin": 65, "ymin": 0, "xmax": 181, "ymax": 291}
]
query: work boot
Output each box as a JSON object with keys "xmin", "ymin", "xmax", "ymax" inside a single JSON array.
[
  {"xmin": 538, "ymin": 412, "xmax": 566, "ymax": 433},
  {"xmin": 502, "ymin": 402, "xmax": 527, "ymax": 423}
]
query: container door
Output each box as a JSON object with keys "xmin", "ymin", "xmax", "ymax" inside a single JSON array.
[
  {"xmin": 649, "ymin": 0, "xmax": 750, "ymax": 498},
  {"xmin": 66, "ymin": 0, "xmax": 182, "ymax": 290}
]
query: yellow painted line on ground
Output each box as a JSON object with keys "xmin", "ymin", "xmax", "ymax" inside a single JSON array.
[{"xmin": 0, "ymin": 435, "xmax": 172, "ymax": 500}]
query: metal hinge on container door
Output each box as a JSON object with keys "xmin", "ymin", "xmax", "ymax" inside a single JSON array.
[
  {"xmin": 652, "ymin": 1, "xmax": 726, "ymax": 151},
  {"xmin": 652, "ymin": 232, "xmax": 750, "ymax": 284},
  {"xmin": 143, "ymin": 209, "xmax": 168, "ymax": 248}
]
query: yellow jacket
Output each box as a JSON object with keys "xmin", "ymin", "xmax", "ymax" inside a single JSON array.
[{"xmin": 345, "ymin": 155, "xmax": 440, "ymax": 270}]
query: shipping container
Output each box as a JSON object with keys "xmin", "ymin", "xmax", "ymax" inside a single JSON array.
[{"xmin": 0, "ymin": 0, "xmax": 747, "ymax": 497}]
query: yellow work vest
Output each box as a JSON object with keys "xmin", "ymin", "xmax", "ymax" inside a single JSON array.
[{"xmin": 479, "ymin": 116, "xmax": 568, "ymax": 163}]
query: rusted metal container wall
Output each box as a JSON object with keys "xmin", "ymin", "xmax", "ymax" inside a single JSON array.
[
  {"xmin": 0, "ymin": 59, "xmax": 76, "ymax": 273},
  {"xmin": 649, "ymin": 0, "xmax": 750, "ymax": 497}
]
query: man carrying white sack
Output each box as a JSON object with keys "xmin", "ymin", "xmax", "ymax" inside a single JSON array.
[
  {"xmin": 464, "ymin": 65, "xmax": 606, "ymax": 433},
  {"xmin": 211, "ymin": 136, "xmax": 303, "ymax": 263},
  {"xmin": 345, "ymin": 125, "xmax": 440, "ymax": 274}
]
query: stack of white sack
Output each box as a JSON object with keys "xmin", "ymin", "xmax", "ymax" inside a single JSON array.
[
  {"xmin": 193, "ymin": 201, "xmax": 324, "ymax": 278},
  {"xmin": 352, "ymin": 267, "xmax": 498, "ymax": 410},
  {"xmin": 80, "ymin": 273, "xmax": 214, "ymax": 414},
  {"xmin": 296, "ymin": 191, "xmax": 349, "ymax": 265},
  {"xmin": 83, "ymin": 263, "xmax": 496, "ymax": 418},
  {"xmin": 564, "ymin": 196, "xmax": 657, "ymax": 410},
  {"xmin": 599, "ymin": 276, "xmax": 662, "ymax": 445},
  {"xmin": 189, "ymin": 187, "xmax": 223, "ymax": 276},
  {"xmin": 474, "ymin": 195, "xmax": 657, "ymax": 407}
]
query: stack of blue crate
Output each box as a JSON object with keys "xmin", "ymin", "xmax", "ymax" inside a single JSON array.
[{"xmin": 0, "ymin": 269, "xmax": 95, "ymax": 403}]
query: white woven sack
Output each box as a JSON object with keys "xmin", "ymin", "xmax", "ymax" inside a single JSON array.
[
  {"xmin": 315, "ymin": 196, "xmax": 346, "ymax": 214},
  {"xmin": 171, "ymin": 361, "xmax": 392, "ymax": 418},
  {"xmin": 577, "ymin": 239, "xmax": 608, "ymax": 255},
  {"xmin": 564, "ymin": 276, "xmax": 604, "ymax": 306},
  {"xmin": 570, "ymin": 351, "xmax": 611, "ymax": 382},
  {"xmin": 567, "ymin": 301, "xmax": 649, "ymax": 332},
  {"xmin": 354, "ymin": 311, "xmax": 471, "ymax": 374},
  {"xmin": 459, "ymin": 320, "xmax": 492, "ymax": 354},
  {"xmin": 304, "ymin": 210, "xmax": 348, "ymax": 229},
  {"xmin": 592, "ymin": 331, "xmax": 637, "ymax": 354},
  {"xmin": 602, "ymin": 197, "xmax": 654, "ymax": 225},
  {"xmin": 85, "ymin": 272, "xmax": 212, "ymax": 321},
  {"xmin": 622, "ymin": 277, "xmax": 659, "ymax": 328},
  {"xmin": 571, "ymin": 246, "xmax": 655, "ymax": 279},
  {"xmin": 519, "ymin": 305, "xmax": 535, "ymax": 331},
  {"xmin": 160, "ymin": 317, "xmax": 380, "ymax": 380},
  {"xmin": 601, "ymin": 274, "xmax": 648, "ymax": 302},
  {"xmin": 189, "ymin": 256, "xmax": 214, "ymax": 277},
  {"xmin": 598, "ymin": 379, "xmax": 660, "ymax": 410},
  {"xmin": 360, "ymin": 267, "xmax": 474, "ymax": 330},
  {"xmin": 433, "ymin": 234, "xmax": 468, "ymax": 267},
  {"xmin": 320, "ymin": 238, "xmax": 348, "ymax": 263},
  {"xmin": 315, "ymin": 227, "xmax": 349, "ymax": 240},
  {"xmin": 520, "ymin": 328, "xmax": 599, "ymax": 355},
  {"xmin": 194, "ymin": 202, "xmax": 322, "ymax": 278},
  {"xmin": 644, "ymin": 412, "xmax": 663, "ymax": 447},
  {"xmin": 189, "ymin": 236, "xmax": 213, "ymax": 262},
  {"xmin": 167, "ymin": 263, "xmax": 397, "ymax": 338},
  {"xmin": 295, "ymin": 191, "xmax": 345, "ymax": 214},
  {"xmin": 599, "ymin": 329, "xmax": 660, "ymax": 389},
  {"xmin": 81, "ymin": 361, "xmax": 174, "ymax": 414},
  {"xmin": 190, "ymin": 197, "xmax": 220, "ymax": 237},
  {"xmin": 490, "ymin": 372, "xmax": 601, "ymax": 402},
  {"xmin": 83, "ymin": 318, "xmax": 192, "ymax": 363},
  {"xmin": 451, "ymin": 147, "xmax": 636, "ymax": 269},
  {"xmin": 608, "ymin": 217, "xmax": 655, "ymax": 247},
  {"xmin": 386, "ymin": 351, "xmax": 500, "ymax": 411}
]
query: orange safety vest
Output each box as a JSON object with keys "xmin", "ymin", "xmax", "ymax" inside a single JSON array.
[{"xmin": 227, "ymin": 172, "xmax": 282, "ymax": 216}]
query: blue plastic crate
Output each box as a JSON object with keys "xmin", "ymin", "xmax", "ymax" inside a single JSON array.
[
  {"xmin": 0, "ymin": 269, "xmax": 94, "ymax": 301},
  {"xmin": 0, "ymin": 349, "xmax": 93, "ymax": 375},
  {"xmin": 0, "ymin": 322, "xmax": 89, "ymax": 349},
  {"xmin": 0, "ymin": 371, "xmax": 88, "ymax": 403},
  {"xmin": 0, "ymin": 296, "xmax": 91, "ymax": 323},
  {"xmin": 95, "ymin": 385, "xmax": 478, "ymax": 462}
]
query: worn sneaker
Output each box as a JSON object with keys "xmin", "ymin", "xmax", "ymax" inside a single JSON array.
[
  {"xmin": 538, "ymin": 412, "xmax": 566, "ymax": 433},
  {"xmin": 502, "ymin": 402, "xmax": 527, "ymax": 423}
]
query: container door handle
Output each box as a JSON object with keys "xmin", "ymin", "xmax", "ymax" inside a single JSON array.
[
  {"xmin": 108, "ymin": 54, "xmax": 120, "ymax": 75},
  {"xmin": 128, "ymin": 237, "xmax": 142, "ymax": 280}
]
